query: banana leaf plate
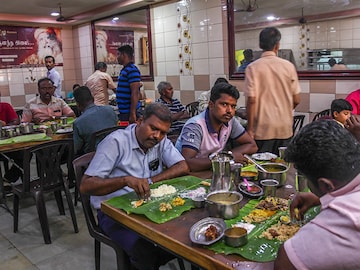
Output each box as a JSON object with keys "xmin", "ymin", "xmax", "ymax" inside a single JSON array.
[
  {"xmin": 207, "ymin": 199, "xmax": 320, "ymax": 262},
  {"xmin": 105, "ymin": 175, "xmax": 208, "ymax": 224}
]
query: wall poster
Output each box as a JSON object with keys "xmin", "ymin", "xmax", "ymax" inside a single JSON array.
[
  {"xmin": 0, "ymin": 26, "xmax": 63, "ymax": 68},
  {"xmin": 95, "ymin": 29, "xmax": 134, "ymax": 64}
]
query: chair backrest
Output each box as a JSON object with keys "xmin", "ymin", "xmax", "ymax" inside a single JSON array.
[
  {"xmin": 72, "ymin": 152, "xmax": 100, "ymax": 237},
  {"xmin": 293, "ymin": 114, "xmax": 305, "ymax": 135},
  {"xmin": 312, "ymin": 109, "xmax": 331, "ymax": 122},
  {"xmin": 89, "ymin": 126, "xmax": 125, "ymax": 152},
  {"xmin": 22, "ymin": 139, "xmax": 73, "ymax": 192},
  {"xmin": 185, "ymin": 101, "xmax": 199, "ymax": 117}
]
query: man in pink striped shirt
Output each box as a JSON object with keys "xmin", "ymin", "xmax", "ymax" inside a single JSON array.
[{"xmin": 22, "ymin": 77, "xmax": 75, "ymax": 124}]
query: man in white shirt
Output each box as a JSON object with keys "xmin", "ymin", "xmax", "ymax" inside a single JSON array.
[{"xmin": 45, "ymin": 55, "xmax": 62, "ymax": 98}]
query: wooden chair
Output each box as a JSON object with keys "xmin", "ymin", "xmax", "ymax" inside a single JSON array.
[
  {"xmin": 312, "ymin": 109, "xmax": 331, "ymax": 122},
  {"xmin": 12, "ymin": 139, "xmax": 78, "ymax": 244},
  {"xmin": 89, "ymin": 126, "xmax": 125, "ymax": 152},
  {"xmin": 73, "ymin": 152, "xmax": 132, "ymax": 270},
  {"xmin": 293, "ymin": 114, "xmax": 305, "ymax": 135},
  {"xmin": 185, "ymin": 101, "xmax": 199, "ymax": 117}
]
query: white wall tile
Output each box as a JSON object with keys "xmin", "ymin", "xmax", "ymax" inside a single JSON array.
[
  {"xmin": 191, "ymin": 26, "xmax": 208, "ymax": 43},
  {"xmin": 309, "ymin": 93, "xmax": 334, "ymax": 112},
  {"xmin": 207, "ymin": 24, "xmax": 223, "ymax": 42},
  {"xmin": 154, "ymin": 33, "xmax": 165, "ymax": 48},
  {"xmin": 299, "ymin": 80, "xmax": 310, "ymax": 93},
  {"xmin": 9, "ymin": 83, "xmax": 25, "ymax": 96},
  {"xmin": 192, "ymin": 43, "xmax": 209, "ymax": 59},
  {"xmin": 208, "ymin": 41, "xmax": 224, "ymax": 58},
  {"xmin": 165, "ymin": 61, "xmax": 180, "ymax": 76},
  {"xmin": 164, "ymin": 31, "xmax": 179, "ymax": 47},
  {"xmin": 165, "ymin": 46, "xmax": 179, "ymax": 62},
  {"xmin": 191, "ymin": 10, "xmax": 207, "ymax": 27},
  {"xmin": 207, "ymin": 7, "xmax": 222, "ymax": 25},
  {"xmin": 336, "ymin": 80, "xmax": 360, "ymax": 94},
  {"xmin": 209, "ymin": 58, "xmax": 224, "ymax": 75},
  {"xmin": 193, "ymin": 59, "xmax": 209, "ymax": 75},
  {"xmin": 180, "ymin": 75, "xmax": 195, "ymax": 90},
  {"xmin": 163, "ymin": 16, "xmax": 178, "ymax": 32}
]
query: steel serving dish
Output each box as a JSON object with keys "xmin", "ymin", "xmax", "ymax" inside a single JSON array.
[
  {"xmin": 257, "ymin": 162, "xmax": 289, "ymax": 187},
  {"xmin": 205, "ymin": 191, "xmax": 243, "ymax": 219},
  {"xmin": 189, "ymin": 217, "xmax": 226, "ymax": 245},
  {"xmin": 224, "ymin": 227, "xmax": 248, "ymax": 247}
]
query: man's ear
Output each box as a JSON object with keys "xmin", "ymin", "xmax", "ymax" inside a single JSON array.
[
  {"xmin": 208, "ymin": 100, "xmax": 214, "ymax": 110},
  {"xmin": 333, "ymin": 111, "xmax": 339, "ymax": 119},
  {"xmin": 136, "ymin": 115, "xmax": 143, "ymax": 125},
  {"xmin": 317, "ymin": 178, "xmax": 336, "ymax": 193}
]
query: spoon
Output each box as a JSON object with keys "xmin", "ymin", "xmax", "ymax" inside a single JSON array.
[
  {"xmin": 242, "ymin": 178, "xmax": 252, "ymax": 192},
  {"xmin": 244, "ymin": 154, "xmax": 269, "ymax": 173}
]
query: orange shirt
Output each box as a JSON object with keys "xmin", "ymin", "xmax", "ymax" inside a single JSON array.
[{"xmin": 85, "ymin": 70, "xmax": 116, "ymax": 105}]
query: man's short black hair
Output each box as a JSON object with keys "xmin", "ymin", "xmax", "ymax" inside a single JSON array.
[
  {"xmin": 73, "ymin": 86, "xmax": 94, "ymax": 106},
  {"xmin": 117, "ymin": 45, "xmax": 134, "ymax": 58},
  {"xmin": 210, "ymin": 82, "xmax": 239, "ymax": 102},
  {"xmin": 331, "ymin": 99, "xmax": 353, "ymax": 117},
  {"xmin": 259, "ymin": 27, "xmax": 281, "ymax": 51},
  {"xmin": 285, "ymin": 120, "xmax": 360, "ymax": 188},
  {"xmin": 37, "ymin": 77, "xmax": 54, "ymax": 88},
  {"xmin": 143, "ymin": 103, "xmax": 172, "ymax": 124},
  {"xmin": 95, "ymin": 62, "xmax": 107, "ymax": 71},
  {"xmin": 45, "ymin": 55, "xmax": 55, "ymax": 63}
]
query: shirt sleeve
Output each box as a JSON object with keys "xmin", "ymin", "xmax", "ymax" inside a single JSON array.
[
  {"xmin": 178, "ymin": 122, "xmax": 203, "ymax": 152},
  {"xmin": 72, "ymin": 122, "xmax": 84, "ymax": 157},
  {"xmin": 230, "ymin": 118, "xmax": 246, "ymax": 140},
  {"xmin": 60, "ymin": 99, "xmax": 75, "ymax": 116},
  {"xmin": 4, "ymin": 103, "xmax": 18, "ymax": 123}
]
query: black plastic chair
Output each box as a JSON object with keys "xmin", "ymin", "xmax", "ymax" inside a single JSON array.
[
  {"xmin": 12, "ymin": 139, "xmax": 78, "ymax": 244},
  {"xmin": 312, "ymin": 109, "xmax": 331, "ymax": 122},
  {"xmin": 89, "ymin": 126, "xmax": 125, "ymax": 152},
  {"xmin": 185, "ymin": 101, "xmax": 199, "ymax": 117},
  {"xmin": 73, "ymin": 152, "xmax": 132, "ymax": 270},
  {"xmin": 293, "ymin": 114, "xmax": 305, "ymax": 135}
]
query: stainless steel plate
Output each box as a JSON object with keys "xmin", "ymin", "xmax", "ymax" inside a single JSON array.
[
  {"xmin": 251, "ymin": 152, "xmax": 277, "ymax": 161},
  {"xmin": 189, "ymin": 217, "xmax": 226, "ymax": 245}
]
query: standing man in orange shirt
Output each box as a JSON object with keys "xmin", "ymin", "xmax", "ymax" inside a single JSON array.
[
  {"xmin": 244, "ymin": 27, "xmax": 300, "ymax": 155},
  {"xmin": 85, "ymin": 62, "xmax": 117, "ymax": 106}
]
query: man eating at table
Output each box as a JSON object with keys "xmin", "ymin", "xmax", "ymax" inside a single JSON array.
[
  {"xmin": 175, "ymin": 82, "xmax": 257, "ymax": 171},
  {"xmin": 80, "ymin": 103, "xmax": 189, "ymax": 270},
  {"xmin": 274, "ymin": 120, "xmax": 360, "ymax": 270},
  {"xmin": 21, "ymin": 77, "xmax": 75, "ymax": 124}
]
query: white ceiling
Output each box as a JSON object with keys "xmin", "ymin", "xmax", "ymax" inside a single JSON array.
[
  {"xmin": 1, "ymin": 0, "xmax": 360, "ymax": 27},
  {"xmin": 0, "ymin": 0, "xmax": 167, "ymax": 26},
  {"xmin": 234, "ymin": 0, "xmax": 360, "ymax": 28}
]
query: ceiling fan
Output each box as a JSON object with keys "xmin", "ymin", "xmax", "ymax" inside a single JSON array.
[
  {"xmin": 55, "ymin": 3, "xmax": 69, "ymax": 22},
  {"xmin": 235, "ymin": 0, "xmax": 258, "ymax": 12}
]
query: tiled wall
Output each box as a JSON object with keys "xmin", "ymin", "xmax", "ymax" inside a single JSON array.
[{"xmin": 1, "ymin": 0, "xmax": 360, "ymax": 128}]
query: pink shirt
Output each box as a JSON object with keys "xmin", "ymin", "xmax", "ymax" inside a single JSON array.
[
  {"xmin": 22, "ymin": 96, "xmax": 74, "ymax": 123},
  {"xmin": 284, "ymin": 173, "xmax": 360, "ymax": 270},
  {"xmin": 346, "ymin": 89, "xmax": 360, "ymax": 115}
]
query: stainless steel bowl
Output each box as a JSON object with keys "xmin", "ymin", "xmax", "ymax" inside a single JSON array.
[
  {"xmin": 257, "ymin": 162, "xmax": 289, "ymax": 186},
  {"xmin": 224, "ymin": 227, "xmax": 248, "ymax": 247},
  {"xmin": 205, "ymin": 191, "xmax": 243, "ymax": 219}
]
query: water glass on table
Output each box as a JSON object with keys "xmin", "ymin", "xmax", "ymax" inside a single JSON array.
[{"xmin": 295, "ymin": 172, "xmax": 310, "ymax": 192}]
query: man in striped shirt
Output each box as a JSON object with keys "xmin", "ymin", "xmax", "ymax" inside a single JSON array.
[
  {"xmin": 156, "ymin": 81, "xmax": 189, "ymax": 134},
  {"xmin": 116, "ymin": 45, "xmax": 141, "ymax": 123}
]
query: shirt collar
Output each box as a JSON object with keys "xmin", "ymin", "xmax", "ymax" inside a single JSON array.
[
  {"xmin": 37, "ymin": 96, "xmax": 57, "ymax": 105},
  {"xmin": 261, "ymin": 51, "xmax": 277, "ymax": 58},
  {"xmin": 320, "ymin": 172, "xmax": 360, "ymax": 208}
]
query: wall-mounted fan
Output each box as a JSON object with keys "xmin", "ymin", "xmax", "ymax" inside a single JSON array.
[{"xmin": 235, "ymin": 0, "xmax": 258, "ymax": 12}]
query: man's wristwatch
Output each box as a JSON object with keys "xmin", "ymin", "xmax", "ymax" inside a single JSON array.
[{"xmin": 147, "ymin": 177, "xmax": 153, "ymax": 185}]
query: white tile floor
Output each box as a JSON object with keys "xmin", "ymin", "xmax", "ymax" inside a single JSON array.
[{"xmin": 0, "ymin": 190, "xmax": 193, "ymax": 270}]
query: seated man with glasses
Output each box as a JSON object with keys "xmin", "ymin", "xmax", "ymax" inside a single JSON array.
[{"xmin": 22, "ymin": 77, "xmax": 75, "ymax": 124}]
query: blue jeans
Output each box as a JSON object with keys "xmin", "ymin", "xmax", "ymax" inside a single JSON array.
[{"xmin": 97, "ymin": 210, "xmax": 174, "ymax": 270}]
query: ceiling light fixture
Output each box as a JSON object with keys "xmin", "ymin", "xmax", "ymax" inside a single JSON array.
[{"xmin": 51, "ymin": 12, "xmax": 60, "ymax": 17}]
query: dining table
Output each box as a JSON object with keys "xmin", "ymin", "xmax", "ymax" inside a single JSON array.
[
  {"xmin": 0, "ymin": 127, "xmax": 74, "ymax": 214},
  {"xmin": 101, "ymin": 166, "xmax": 298, "ymax": 270}
]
